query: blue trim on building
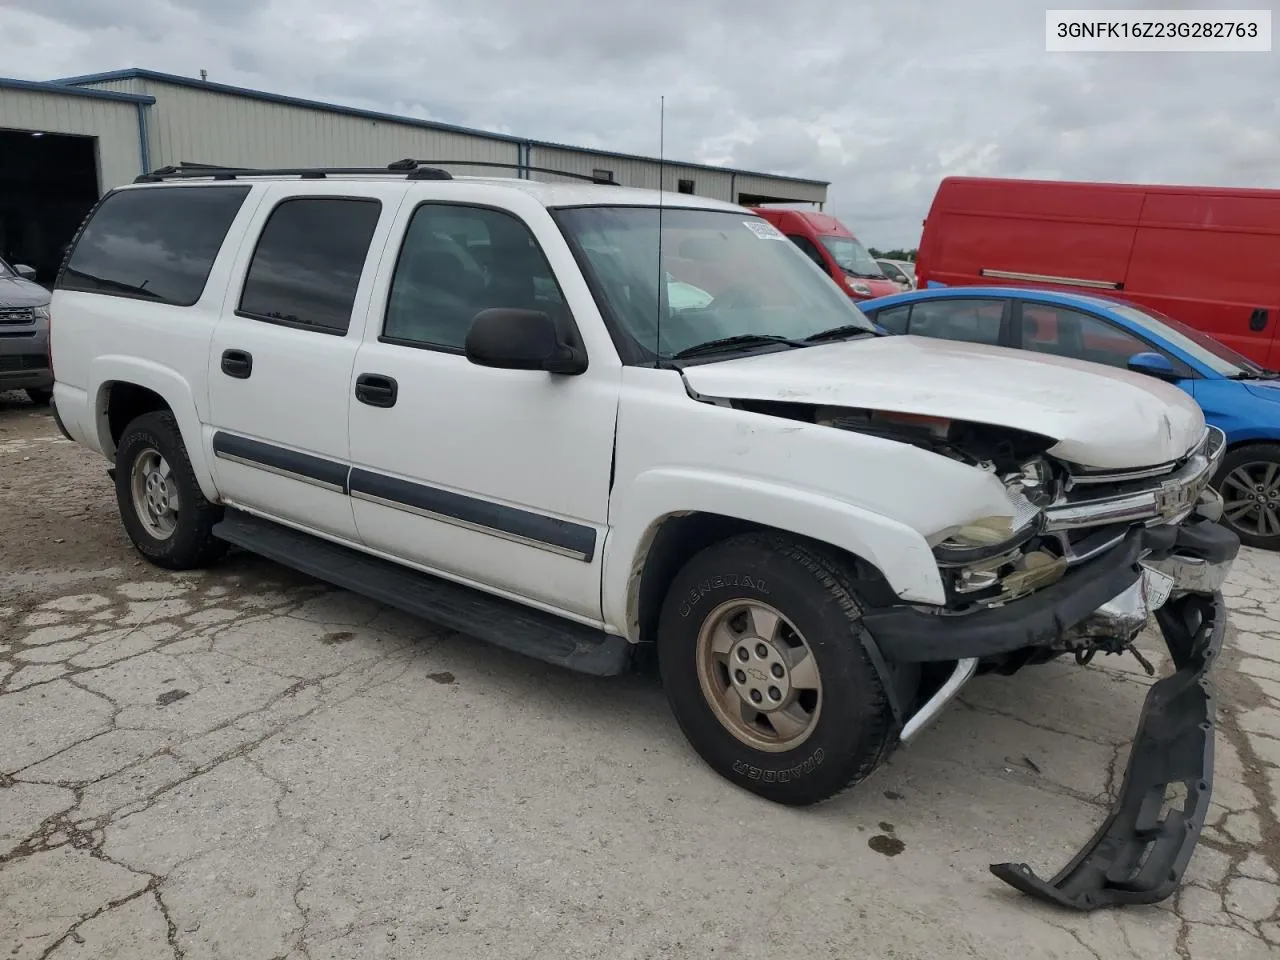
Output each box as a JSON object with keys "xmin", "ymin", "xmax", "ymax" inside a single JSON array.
[
  {"xmin": 135, "ymin": 103, "xmax": 151, "ymax": 174},
  {"xmin": 0, "ymin": 76, "xmax": 155, "ymax": 104},
  {"xmin": 50, "ymin": 68, "xmax": 829, "ymax": 187}
]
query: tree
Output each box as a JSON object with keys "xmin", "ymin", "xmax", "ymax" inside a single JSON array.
[{"xmin": 868, "ymin": 247, "xmax": 918, "ymax": 262}]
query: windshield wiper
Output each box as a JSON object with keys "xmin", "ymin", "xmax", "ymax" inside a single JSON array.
[
  {"xmin": 671, "ymin": 334, "xmax": 808, "ymax": 359},
  {"xmin": 804, "ymin": 324, "xmax": 878, "ymax": 344},
  {"xmin": 1227, "ymin": 369, "xmax": 1280, "ymax": 380}
]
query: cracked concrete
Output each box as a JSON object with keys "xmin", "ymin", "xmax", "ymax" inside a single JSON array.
[{"xmin": 1, "ymin": 400, "xmax": 1278, "ymax": 958}]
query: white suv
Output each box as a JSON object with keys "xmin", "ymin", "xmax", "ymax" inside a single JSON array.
[{"xmin": 49, "ymin": 161, "xmax": 1237, "ymax": 910}]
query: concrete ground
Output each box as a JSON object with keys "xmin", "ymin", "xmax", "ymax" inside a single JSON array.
[{"xmin": 0, "ymin": 395, "xmax": 1276, "ymax": 960}]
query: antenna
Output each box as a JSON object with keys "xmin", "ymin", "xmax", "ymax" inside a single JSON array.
[{"xmin": 653, "ymin": 95, "xmax": 665, "ymax": 368}]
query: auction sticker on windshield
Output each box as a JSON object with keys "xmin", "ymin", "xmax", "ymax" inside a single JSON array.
[{"xmin": 744, "ymin": 220, "xmax": 787, "ymax": 240}]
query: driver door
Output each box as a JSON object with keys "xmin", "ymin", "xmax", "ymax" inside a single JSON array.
[{"xmin": 347, "ymin": 196, "xmax": 621, "ymax": 623}]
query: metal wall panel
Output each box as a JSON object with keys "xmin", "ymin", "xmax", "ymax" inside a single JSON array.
[
  {"xmin": 131, "ymin": 82, "xmax": 520, "ymax": 175},
  {"xmin": 732, "ymin": 173, "xmax": 827, "ymax": 206},
  {"xmin": 527, "ymin": 145, "xmax": 739, "ymax": 202},
  {"xmin": 0, "ymin": 88, "xmax": 142, "ymax": 191},
  {"xmin": 77, "ymin": 78, "xmax": 147, "ymax": 97}
]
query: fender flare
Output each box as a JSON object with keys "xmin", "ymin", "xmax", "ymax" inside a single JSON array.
[
  {"xmin": 602, "ymin": 467, "xmax": 945, "ymax": 639},
  {"xmin": 89, "ymin": 355, "xmax": 221, "ymax": 503}
]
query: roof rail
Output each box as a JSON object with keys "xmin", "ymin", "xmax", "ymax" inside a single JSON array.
[
  {"xmin": 131, "ymin": 158, "xmax": 617, "ymax": 186},
  {"xmin": 134, "ymin": 160, "xmax": 453, "ymax": 184},
  {"xmin": 399, "ymin": 160, "xmax": 615, "ymax": 184}
]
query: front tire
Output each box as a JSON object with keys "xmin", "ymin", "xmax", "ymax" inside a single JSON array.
[
  {"xmin": 657, "ymin": 531, "xmax": 905, "ymax": 806},
  {"xmin": 25, "ymin": 387, "xmax": 52, "ymax": 406},
  {"xmin": 1215, "ymin": 443, "xmax": 1280, "ymax": 550},
  {"xmin": 114, "ymin": 411, "xmax": 227, "ymax": 569}
]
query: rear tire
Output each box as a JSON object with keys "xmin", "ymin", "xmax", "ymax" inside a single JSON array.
[
  {"xmin": 1214, "ymin": 443, "xmax": 1280, "ymax": 550},
  {"xmin": 25, "ymin": 387, "xmax": 52, "ymax": 406},
  {"xmin": 657, "ymin": 531, "xmax": 905, "ymax": 806},
  {"xmin": 114, "ymin": 411, "xmax": 227, "ymax": 569}
]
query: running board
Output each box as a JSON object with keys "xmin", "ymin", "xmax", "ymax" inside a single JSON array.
[{"xmin": 212, "ymin": 509, "xmax": 631, "ymax": 676}]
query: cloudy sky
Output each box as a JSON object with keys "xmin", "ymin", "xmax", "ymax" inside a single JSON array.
[{"xmin": 2, "ymin": 0, "xmax": 1277, "ymax": 248}]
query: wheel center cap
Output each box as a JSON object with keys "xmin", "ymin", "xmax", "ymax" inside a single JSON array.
[{"xmin": 728, "ymin": 637, "xmax": 790, "ymax": 712}]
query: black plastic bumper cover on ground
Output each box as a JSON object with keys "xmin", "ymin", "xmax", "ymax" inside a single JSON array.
[{"xmin": 989, "ymin": 589, "xmax": 1225, "ymax": 910}]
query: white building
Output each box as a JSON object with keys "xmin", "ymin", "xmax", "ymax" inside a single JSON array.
[{"xmin": 0, "ymin": 68, "xmax": 829, "ymax": 281}]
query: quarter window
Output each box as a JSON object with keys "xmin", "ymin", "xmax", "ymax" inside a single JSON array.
[
  {"xmin": 383, "ymin": 204, "xmax": 568, "ymax": 351},
  {"xmin": 58, "ymin": 185, "xmax": 250, "ymax": 306},
  {"xmin": 238, "ymin": 197, "xmax": 382, "ymax": 335}
]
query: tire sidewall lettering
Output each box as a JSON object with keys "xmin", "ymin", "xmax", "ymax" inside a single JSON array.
[
  {"xmin": 731, "ymin": 747, "xmax": 825, "ymax": 783},
  {"xmin": 677, "ymin": 574, "xmax": 769, "ymax": 619}
]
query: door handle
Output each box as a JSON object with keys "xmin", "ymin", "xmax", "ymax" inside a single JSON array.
[
  {"xmin": 355, "ymin": 373, "xmax": 398, "ymax": 408},
  {"xmin": 1250, "ymin": 307, "xmax": 1269, "ymax": 332},
  {"xmin": 221, "ymin": 349, "xmax": 253, "ymax": 379}
]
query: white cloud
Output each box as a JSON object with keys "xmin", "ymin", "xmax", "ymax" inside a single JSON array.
[{"xmin": 2, "ymin": 0, "xmax": 1277, "ymax": 247}]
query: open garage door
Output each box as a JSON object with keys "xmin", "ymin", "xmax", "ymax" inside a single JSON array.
[{"xmin": 0, "ymin": 129, "xmax": 100, "ymax": 285}]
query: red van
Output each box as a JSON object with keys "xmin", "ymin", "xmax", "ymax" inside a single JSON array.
[
  {"xmin": 916, "ymin": 176, "xmax": 1280, "ymax": 367},
  {"xmin": 749, "ymin": 207, "xmax": 902, "ymax": 302}
]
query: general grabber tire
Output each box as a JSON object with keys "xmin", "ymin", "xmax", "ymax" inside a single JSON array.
[
  {"xmin": 114, "ymin": 411, "xmax": 227, "ymax": 570},
  {"xmin": 657, "ymin": 531, "xmax": 902, "ymax": 806}
]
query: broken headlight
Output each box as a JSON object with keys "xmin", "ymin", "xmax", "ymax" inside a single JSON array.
[{"xmin": 935, "ymin": 459, "xmax": 1050, "ymax": 566}]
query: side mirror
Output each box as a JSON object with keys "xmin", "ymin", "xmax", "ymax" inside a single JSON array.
[
  {"xmin": 14, "ymin": 264, "xmax": 36, "ymax": 281},
  {"xmin": 464, "ymin": 308, "xmax": 587, "ymax": 375},
  {"xmin": 1127, "ymin": 351, "xmax": 1179, "ymax": 380}
]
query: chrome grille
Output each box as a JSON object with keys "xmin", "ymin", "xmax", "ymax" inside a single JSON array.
[
  {"xmin": 1045, "ymin": 427, "xmax": 1223, "ymax": 532},
  {"xmin": 0, "ymin": 307, "xmax": 35, "ymax": 325}
]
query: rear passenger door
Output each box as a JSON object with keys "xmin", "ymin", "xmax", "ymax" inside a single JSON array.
[{"xmin": 205, "ymin": 182, "xmax": 406, "ymax": 542}]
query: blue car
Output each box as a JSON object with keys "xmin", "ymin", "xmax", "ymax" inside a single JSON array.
[{"xmin": 858, "ymin": 286, "xmax": 1280, "ymax": 550}]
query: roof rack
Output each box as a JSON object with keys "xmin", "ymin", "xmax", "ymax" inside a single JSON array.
[
  {"xmin": 133, "ymin": 159, "xmax": 618, "ymax": 186},
  {"xmin": 399, "ymin": 160, "xmax": 615, "ymax": 184},
  {"xmin": 134, "ymin": 160, "xmax": 454, "ymax": 184}
]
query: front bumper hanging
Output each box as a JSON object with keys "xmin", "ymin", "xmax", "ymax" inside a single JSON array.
[
  {"xmin": 863, "ymin": 516, "xmax": 1239, "ymax": 910},
  {"xmin": 990, "ymin": 588, "xmax": 1224, "ymax": 909}
]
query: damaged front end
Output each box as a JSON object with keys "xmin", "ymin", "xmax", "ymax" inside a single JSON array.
[{"xmin": 860, "ymin": 424, "xmax": 1239, "ymax": 910}]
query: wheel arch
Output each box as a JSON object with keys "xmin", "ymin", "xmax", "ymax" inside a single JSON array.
[
  {"xmin": 90, "ymin": 357, "xmax": 220, "ymax": 503},
  {"xmin": 604, "ymin": 469, "xmax": 946, "ymax": 644}
]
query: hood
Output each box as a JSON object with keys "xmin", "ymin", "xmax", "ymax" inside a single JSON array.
[
  {"xmin": 680, "ymin": 335, "xmax": 1206, "ymax": 470},
  {"xmin": 0, "ymin": 275, "xmax": 51, "ymax": 309},
  {"xmin": 1243, "ymin": 380, "xmax": 1280, "ymax": 403}
]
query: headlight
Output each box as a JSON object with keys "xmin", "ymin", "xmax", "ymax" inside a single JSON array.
[
  {"xmin": 935, "ymin": 489, "xmax": 1043, "ymax": 565},
  {"xmin": 846, "ymin": 277, "xmax": 872, "ymax": 296},
  {"xmin": 1003, "ymin": 456, "xmax": 1058, "ymax": 508},
  {"xmin": 32, "ymin": 305, "xmax": 50, "ymax": 321}
]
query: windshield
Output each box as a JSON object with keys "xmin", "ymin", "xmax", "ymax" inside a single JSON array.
[
  {"xmin": 555, "ymin": 206, "xmax": 876, "ymax": 359},
  {"xmin": 819, "ymin": 235, "xmax": 885, "ymax": 278},
  {"xmin": 0, "ymin": 258, "xmax": 13, "ymax": 278},
  {"xmin": 1103, "ymin": 301, "xmax": 1266, "ymax": 377}
]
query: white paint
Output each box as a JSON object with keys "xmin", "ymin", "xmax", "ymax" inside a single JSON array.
[
  {"xmin": 52, "ymin": 174, "xmax": 1210, "ymax": 646},
  {"xmin": 680, "ymin": 334, "xmax": 1206, "ymax": 469}
]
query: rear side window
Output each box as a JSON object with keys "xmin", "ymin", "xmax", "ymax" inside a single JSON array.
[
  {"xmin": 238, "ymin": 197, "xmax": 382, "ymax": 335},
  {"xmin": 58, "ymin": 186, "xmax": 250, "ymax": 306}
]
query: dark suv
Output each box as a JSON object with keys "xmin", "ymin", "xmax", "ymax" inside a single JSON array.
[{"xmin": 0, "ymin": 257, "xmax": 53, "ymax": 404}]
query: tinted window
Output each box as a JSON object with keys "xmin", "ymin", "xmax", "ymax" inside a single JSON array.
[
  {"xmin": 58, "ymin": 186, "xmax": 250, "ymax": 306},
  {"xmin": 383, "ymin": 204, "xmax": 568, "ymax": 351},
  {"xmin": 1020, "ymin": 304, "xmax": 1163, "ymax": 369},
  {"xmin": 873, "ymin": 304, "xmax": 910, "ymax": 334},
  {"xmin": 238, "ymin": 198, "xmax": 381, "ymax": 334},
  {"xmin": 908, "ymin": 298, "xmax": 1004, "ymax": 345}
]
